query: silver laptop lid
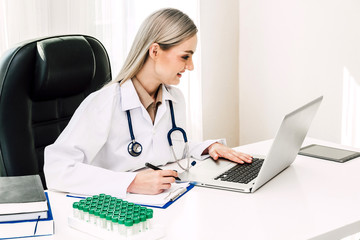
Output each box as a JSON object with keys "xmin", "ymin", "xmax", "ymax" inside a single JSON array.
[{"xmin": 251, "ymin": 96, "xmax": 323, "ymax": 192}]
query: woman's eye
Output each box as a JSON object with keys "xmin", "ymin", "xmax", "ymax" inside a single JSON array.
[{"xmin": 182, "ymin": 56, "xmax": 189, "ymax": 60}]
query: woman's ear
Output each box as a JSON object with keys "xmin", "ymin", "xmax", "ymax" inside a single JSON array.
[{"xmin": 148, "ymin": 43, "xmax": 160, "ymax": 60}]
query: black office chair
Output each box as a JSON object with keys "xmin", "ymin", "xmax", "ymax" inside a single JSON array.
[{"xmin": 0, "ymin": 35, "xmax": 112, "ymax": 189}]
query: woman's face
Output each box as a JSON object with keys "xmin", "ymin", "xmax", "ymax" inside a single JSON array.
[{"xmin": 154, "ymin": 34, "xmax": 197, "ymax": 86}]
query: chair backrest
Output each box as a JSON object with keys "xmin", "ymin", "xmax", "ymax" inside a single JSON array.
[{"xmin": 0, "ymin": 35, "xmax": 112, "ymax": 188}]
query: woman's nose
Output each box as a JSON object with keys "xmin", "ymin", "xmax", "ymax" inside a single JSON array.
[{"xmin": 186, "ymin": 59, "xmax": 194, "ymax": 71}]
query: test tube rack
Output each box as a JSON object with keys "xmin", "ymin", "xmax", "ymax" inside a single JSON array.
[{"xmin": 68, "ymin": 194, "xmax": 165, "ymax": 240}]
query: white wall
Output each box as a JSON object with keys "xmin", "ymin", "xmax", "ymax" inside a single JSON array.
[
  {"xmin": 200, "ymin": 0, "xmax": 240, "ymax": 147},
  {"xmin": 239, "ymin": 0, "xmax": 360, "ymax": 146}
]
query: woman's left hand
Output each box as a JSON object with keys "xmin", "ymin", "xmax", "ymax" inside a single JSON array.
[{"xmin": 206, "ymin": 142, "xmax": 253, "ymax": 164}]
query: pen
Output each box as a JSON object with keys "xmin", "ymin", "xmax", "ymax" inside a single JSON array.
[
  {"xmin": 145, "ymin": 162, "xmax": 181, "ymax": 181},
  {"xmin": 169, "ymin": 187, "xmax": 187, "ymax": 201}
]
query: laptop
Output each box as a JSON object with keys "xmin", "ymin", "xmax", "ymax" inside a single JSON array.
[{"xmin": 179, "ymin": 96, "xmax": 323, "ymax": 193}]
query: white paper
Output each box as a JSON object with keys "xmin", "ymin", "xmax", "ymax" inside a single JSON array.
[{"xmin": 123, "ymin": 182, "xmax": 189, "ymax": 206}]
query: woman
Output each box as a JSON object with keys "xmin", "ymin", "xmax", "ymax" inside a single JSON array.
[{"xmin": 44, "ymin": 8, "xmax": 252, "ymax": 198}]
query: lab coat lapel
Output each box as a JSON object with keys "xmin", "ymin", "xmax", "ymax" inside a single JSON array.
[
  {"xmin": 120, "ymin": 80, "xmax": 141, "ymax": 111},
  {"xmin": 120, "ymin": 80, "xmax": 153, "ymax": 125},
  {"xmin": 154, "ymin": 85, "xmax": 177, "ymax": 126}
]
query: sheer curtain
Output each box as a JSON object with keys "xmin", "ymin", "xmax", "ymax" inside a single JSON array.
[
  {"xmin": 0, "ymin": 0, "xmax": 203, "ymax": 142},
  {"xmin": 341, "ymin": 67, "xmax": 360, "ymax": 148}
]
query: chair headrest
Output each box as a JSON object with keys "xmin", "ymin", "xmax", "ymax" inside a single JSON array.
[{"xmin": 33, "ymin": 36, "xmax": 96, "ymax": 100}]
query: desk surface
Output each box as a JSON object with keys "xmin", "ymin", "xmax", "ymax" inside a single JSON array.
[{"xmin": 43, "ymin": 138, "xmax": 360, "ymax": 240}]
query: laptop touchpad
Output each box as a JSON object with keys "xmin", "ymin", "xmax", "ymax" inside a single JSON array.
[{"xmin": 194, "ymin": 158, "xmax": 234, "ymax": 175}]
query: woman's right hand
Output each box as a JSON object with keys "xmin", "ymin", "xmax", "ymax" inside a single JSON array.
[{"xmin": 127, "ymin": 169, "xmax": 179, "ymax": 194}]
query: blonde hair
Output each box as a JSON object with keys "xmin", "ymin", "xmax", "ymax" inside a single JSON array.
[{"xmin": 111, "ymin": 8, "xmax": 198, "ymax": 84}]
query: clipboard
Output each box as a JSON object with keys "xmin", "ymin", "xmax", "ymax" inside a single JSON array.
[{"xmin": 139, "ymin": 184, "xmax": 194, "ymax": 209}]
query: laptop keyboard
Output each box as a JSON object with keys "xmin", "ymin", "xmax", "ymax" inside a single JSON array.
[{"xmin": 214, "ymin": 158, "xmax": 264, "ymax": 184}]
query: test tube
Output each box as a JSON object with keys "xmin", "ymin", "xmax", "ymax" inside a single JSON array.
[
  {"xmin": 111, "ymin": 216, "xmax": 119, "ymax": 232},
  {"xmin": 100, "ymin": 212, "xmax": 107, "ymax": 229},
  {"xmin": 94, "ymin": 209, "xmax": 101, "ymax": 226},
  {"xmin": 89, "ymin": 208, "xmax": 95, "ymax": 224},
  {"xmin": 106, "ymin": 214, "xmax": 113, "ymax": 231},
  {"xmin": 78, "ymin": 204, "xmax": 85, "ymax": 220},
  {"xmin": 118, "ymin": 217, "xmax": 126, "ymax": 236},
  {"xmin": 139, "ymin": 214, "xmax": 146, "ymax": 232},
  {"xmin": 125, "ymin": 219, "xmax": 134, "ymax": 237},
  {"xmin": 146, "ymin": 209, "xmax": 153, "ymax": 230},
  {"xmin": 72, "ymin": 202, "xmax": 79, "ymax": 219},
  {"xmin": 133, "ymin": 216, "xmax": 140, "ymax": 234},
  {"xmin": 83, "ymin": 205, "xmax": 90, "ymax": 222}
]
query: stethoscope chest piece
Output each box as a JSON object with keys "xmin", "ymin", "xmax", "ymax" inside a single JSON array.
[{"xmin": 128, "ymin": 140, "xmax": 143, "ymax": 157}]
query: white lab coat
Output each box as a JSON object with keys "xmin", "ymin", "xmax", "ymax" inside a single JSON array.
[{"xmin": 44, "ymin": 80, "xmax": 224, "ymax": 198}]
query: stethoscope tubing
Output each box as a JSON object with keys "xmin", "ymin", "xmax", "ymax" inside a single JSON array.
[
  {"xmin": 126, "ymin": 110, "xmax": 136, "ymax": 141},
  {"xmin": 126, "ymin": 99, "xmax": 194, "ymax": 170}
]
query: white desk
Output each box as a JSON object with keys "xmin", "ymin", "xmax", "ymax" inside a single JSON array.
[{"xmin": 45, "ymin": 138, "xmax": 360, "ymax": 240}]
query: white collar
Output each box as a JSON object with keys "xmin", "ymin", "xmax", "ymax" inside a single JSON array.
[{"xmin": 120, "ymin": 79, "xmax": 177, "ymax": 111}]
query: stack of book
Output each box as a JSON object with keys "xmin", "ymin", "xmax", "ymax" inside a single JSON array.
[{"xmin": 0, "ymin": 175, "xmax": 54, "ymax": 239}]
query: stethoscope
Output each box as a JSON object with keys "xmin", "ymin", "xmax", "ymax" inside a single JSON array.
[{"xmin": 126, "ymin": 100, "xmax": 196, "ymax": 171}]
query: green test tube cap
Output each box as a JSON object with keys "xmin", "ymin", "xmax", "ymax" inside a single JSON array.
[
  {"xmin": 118, "ymin": 217, "xmax": 125, "ymax": 225},
  {"xmin": 140, "ymin": 214, "xmax": 146, "ymax": 222},
  {"xmin": 125, "ymin": 219, "xmax": 134, "ymax": 227},
  {"xmin": 112, "ymin": 216, "xmax": 119, "ymax": 223},
  {"xmin": 94, "ymin": 209, "xmax": 101, "ymax": 217},
  {"xmin": 146, "ymin": 209, "xmax": 153, "ymax": 219},
  {"xmin": 83, "ymin": 205, "xmax": 90, "ymax": 213},
  {"xmin": 78, "ymin": 204, "xmax": 85, "ymax": 211},
  {"xmin": 133, "ymin": 216, "xmax": 140, "ymax": 225},
  {"xmin": 100, "ymin": 212, "xmax": 107, "ymax": 219},
  {"xmin": 106, "ymin": 214, "xmax": 113, "ymax": 221},
  {"xmin": 89, "ymin": 208, "xmax": 95, "ymax": 215}
]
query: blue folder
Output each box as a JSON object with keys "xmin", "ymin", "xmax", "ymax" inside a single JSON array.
[
  {"xmin": 0, "ymin": 192, "xmax": 54, "ymax": 239},
  {"xmin": 139, "ymin": 183, "xmax": 195, "ymax": 209}
]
